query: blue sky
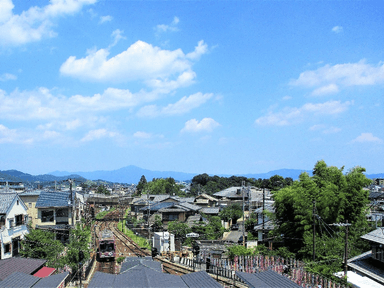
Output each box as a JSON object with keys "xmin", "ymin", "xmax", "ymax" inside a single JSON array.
[{"xmin": 1, "ymin": 0, "xmax": 383, "ymax": 176}]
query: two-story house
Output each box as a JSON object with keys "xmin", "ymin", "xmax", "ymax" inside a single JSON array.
[
  {"xmin": 35, "ymin": 191, "xmax": 75, "ymax": 243},
  {"xmin": 0, "ymin": 193, "xmax": 29, "ymax": 259},
  {"xmin": 18, "ymin": 190, "xmax": 42, "ymax": 228}
]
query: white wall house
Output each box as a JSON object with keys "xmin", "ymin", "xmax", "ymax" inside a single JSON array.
[{"xmin": 0, "ymin": 193, "xmax": 29, "ymax": 259}]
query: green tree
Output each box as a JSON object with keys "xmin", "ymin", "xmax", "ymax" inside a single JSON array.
[
  {"xmin": 20, "ymin": 227, "xmax": 65, "ymax": 268},
  {"xmin": 219, "ymin": 203, "xmax": 243, "ymax": 223},
  {"xmin": 168, "ymin": 221, "xmax": 191, "ymax": 244},
  {"xmin": 64, "ymin": 224, "xmax": 92, "ymax": 272},
  {"xmin": 97, "ymin": 184, "xmax": 110, "ymax": 195},
  {"xmin": 136, "ymin": 175, "xmax": 147, "ymax": 195},
  {"xmin": 272, "ymin": 160, "xmax": 371, "ymax": 271}
]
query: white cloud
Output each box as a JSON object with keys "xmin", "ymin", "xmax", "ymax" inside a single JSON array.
[
  {"xmin": 332, "ymin": 26, "xmax": 343, "ymax": 33},
  {"xmin": 133, "ymin": 131, "xmax": 153, "ymax": 139},
  {"xmin": 311, "ymin": 84, "xmax": 339, "ymax": 96},
  {"xmin": 352, "ymin": 133, "xmax": 383, "ymax": 143},
  {"xmin": 81, "ymin": 128, "xmax": 119, "ymax": 142},
  {"xmin": 290, "ymin": 60, "xmax": 384, "ymax": 95},
  {"xmin": 0, "ymin": 124, "xmax": 17, "ymax": 143},
  {"xmin": 60, "ymin": 39, "xmax": 208, "ymax": 91},
  {"xmin": 322, "ymin": 126, "xmax": 341, "ymax": 134},
  {"xmin": 0, "ymin": 86, "xmax": 156, "ymax": 121},
  {"xmin": 181, "ymin": 118, "xmax": 220, "ymax": 133},
  {"xmin": 133, "ymin": 131, "xmax": 164, "ymax": 139},
  {"xmin": 155, "ymin": 16, "xmax": 179, "ymax": 33},
  {"xmin": 0, "ymin": 73, "xmax": 16, "ymax": 81},
  {"xmin": 255, "ymin": 100, "xmax": 352, "ymax": 126},
  {"xmin": 99, "ymin": 15, "xmax": 112, "ymax": 24},
  {"xmin": 282, "ymin": 96, "xmax": 292, "ymax": 101},
  {"xmin": 137, "ymin": 92, "xmax": 213, "ymax": 118},
  {"xmin": 0, "ymin": 0, "xmax": 96, "ymax": 47}
]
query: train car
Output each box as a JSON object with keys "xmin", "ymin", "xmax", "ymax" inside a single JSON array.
[{"xmin": 98, "ymin": 229, "xmax": 116, "ymax": 260}]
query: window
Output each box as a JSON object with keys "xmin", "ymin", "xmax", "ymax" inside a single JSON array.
[
  {"xmin": 4, "ymin": 243, "xmax": 10, "ymax": 253},
  {"xmin": 15, "ymin": 214, "xmax": 23, "ymax": 226},
  {"xmin": 8, "ymin": 219, "xmax": 14, "ymax": 228},
  {"xmin": 0, "ymin": 215, "xmax": 5, "ymax": 228},
  {"xmin": 41, "ymin": 210, "xmax": 54, "ymax": 222},
  {"xmin": 28, "ymin": 203, "xmax": 32, "ymax": 208},
  {"xmin": 56, "ymin": 208, "xmax": 68, "ymax": 217}
]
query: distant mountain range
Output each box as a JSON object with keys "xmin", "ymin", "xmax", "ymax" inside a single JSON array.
[{"xmin": 1, "ymin": 166, "xmax": 383, "ymax": 185}]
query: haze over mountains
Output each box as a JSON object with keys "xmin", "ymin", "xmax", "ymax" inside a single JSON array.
[{"xmin": 1, "ymin": 166, "xmax": 383, "ymax": 185}]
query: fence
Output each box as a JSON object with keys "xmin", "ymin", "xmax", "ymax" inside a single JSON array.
[{"xmin": 179, "ymin": 254, "xmax": 347, "ymax": 288}]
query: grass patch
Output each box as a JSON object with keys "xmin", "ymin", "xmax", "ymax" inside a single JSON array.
[
  {"xmin": 95, "ymin": 207, "xmax": 116, "ymax": 219},
  {"xmin": 118, "ymin": 220, "xmax": 151, "ymax": 250}
]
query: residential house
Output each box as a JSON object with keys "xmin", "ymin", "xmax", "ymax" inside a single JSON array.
[
  {"xmin": 213, "ymin": 187, "xmax": 250, "ymax": 208},
  {"xmin": 253, "ymin": 203, "xmax": 275, "ymax": 243},
  {"xmin": 0, "ymin": 193, "xmax": 29, "ymax": 259},
  {"xmin": 18, "ymin": 190, "xmax": 42, "ymax": 228},
  {"xmin": 35, "ymin": 191, "xmax": 75, "ymax": 243},
  {"xmin": 347, "ymin": 227, "xmax": 384, "ymax": 286},
  {"xmin": 0, "ymin": 179, "xmax": 25, "ymax": 193},
  {"xmin": 194, "ymin": 193, "xmax": 218, "ymax": 208}
]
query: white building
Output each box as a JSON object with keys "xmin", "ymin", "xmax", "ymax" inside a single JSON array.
[
  {"xmin": 0, "ymin": 193, "xmax": 29, "ymax": 259},
  {"xmin": 152, "ymin": 231, "xmax": 175, "ymax": 253}
]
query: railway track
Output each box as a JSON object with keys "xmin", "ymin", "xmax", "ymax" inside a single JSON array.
[{"xmin": 110, "ymin": 224, "xmax": 150, "ymax": 257}]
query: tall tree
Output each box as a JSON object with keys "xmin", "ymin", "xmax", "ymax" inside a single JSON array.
[
  {"xmin": 272, "ymin": 160, "xmax": 371, "ymax": 259},
  {"xmin": 136, "ymin": 175, "xmax": 147, "ymax": 195}
]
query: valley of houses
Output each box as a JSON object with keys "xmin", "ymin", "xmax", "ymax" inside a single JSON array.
[{"xmin": 0, "ymin": 178, "xmax": 383, "ymax": 287}]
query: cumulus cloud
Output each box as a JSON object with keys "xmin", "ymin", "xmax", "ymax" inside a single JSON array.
[
  {"xmin": 0, "ymin": 0, "xmax": 96, "ymax": 47},
  {"xmin": 181, "ymin": 118, "xmax": 220, "ymax": 133},
  {"xmin": 137, "ymin": 92, "xmax": 213, "ymax": 118},
  {"xmin": 255, "ymin": 100, "xmax": 352, "ymax": 126},
  {"xmin": 311, "ymin": 84, "xmax": 339, "ymax": 96},
  {"xmin": 155, "ymin": 16, "xmax": 179, "ymax": 34},
  {"xmin": 332, "ymin": 26, "xmax": 343, "ymax": 33},
  {"xmin": 0, "ymin": 124, "xmax": 17, "ymax": 143},
  {"xmin": 0, "ymin": 73, "xmax": 16, "ymax": 81},
  {"xmin": 352, "ymin": 133, "xmax": 383, "ymax": 143},
  {"xmin": 290, "ymin": 60, "xmax": 384, "ymax": 95},
  {"xmin": 133, "ymin": 131, "xmax": 164, "ymax": 139},
  {"xmin": 99, "ymin": 15, "xmax": 112, "ymax": 24},
  {"xmin": 81, "ymin": 128, "xmax": 119, "ymax": 142},
  {"xmin": 0, "ymin": 86, "xmax": 156, "ymax": 121},
  {"xmin": 60, "ymin": 38, "xmax": 208, "ymax": 91}
]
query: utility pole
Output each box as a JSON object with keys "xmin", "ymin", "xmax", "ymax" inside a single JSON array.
[
  {"xmin": 329, "ymin": 221, "xmax": 352, "ymax": 277},
  {"xmin": 242, "ymin": 181, "xmax": 245, "ymax": 246},
  {"xmin": 69, "ymin": 179, "xmax": 74, "ymax": 227},
  {"xmin": 262, "ymin": 188, "xmax": 265, "ymax": 243},
  {"xmin": 313, "ymin": 200, "xmax": 316, "ymax": 262}
]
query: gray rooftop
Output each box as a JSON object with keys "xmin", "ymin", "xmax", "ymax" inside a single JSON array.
[
  {"xmin": 361, "ymin": 228, "xmax": 384, "ymax": 245},
  {"xmin": 0, "ymin": 272, "xmax": 39, "ymax": 288},
  {"xmin": 236, "ymin": 270, "xmax": 302, "ymax": 288},
  {"xmin": 0, "ymin": 193, "xmax": 17, "ymax": 214},
  {"xmin": 35, "ymin": 191, "xmax": 72, "ymax": 208},
  {"xmin": 31, "ymin": 272, "xmax": 69, "ymax": 288},
  {"xmin": 181, "ymin": 271, "xmax": 222, "ymax": 288},
  {"xmin": 120, "ymin": 257, "xmax": 162, "ymax": 273},
  {"xmin": 0, "ymin": 257, "xmax": 46, "ymax": 281},
  {"xmin": 348, "ymin": 250, "xmax": 384, "ymax": 285}
]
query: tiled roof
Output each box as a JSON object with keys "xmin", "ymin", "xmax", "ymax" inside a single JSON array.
[
  {"xmin": 195, "ymin": 193, "xmax": 218, "ymax": 202},
  {"xmin": 0, "ymin": 193, "xmax": 17, "ymax": 214},
  {"xmin": 178, "ymin": 202, "xmax": 201, "ymax": 211},
  {"xmin": 35, "ymin": 191, "xmax": 71, "ymax": 208},
  {"xmin": 213, "ymin": 187, "xmax": 248, "ymax": 199},
  {"xmin": 236, "ymin": 270, "xmax": 302, "ymax": 288},
  {"xmin": 201, "ymin": 208, "xmax": 220, "ymax": 214},
  {"xmin": 0, "ymin": 257, "xmax": 46, "ymax": 281},
  {"xmin": 0, "ymin": 272, "xmax": 39, "ymax": 288},
  {"xmin": 18, "ymin": 190, "xmax": 43, "ymax": 197},
  {"xmin": 120, "ymin": 257, "xmax": 162, "ymax": 273},
  {"xmin": 361, "ymin": 228, "xmax": 384, "ymax": 245},
  {"xmin": 254, "ymin": 220, "xmax": 275, "ymax": 231},
  {"xmin": 181, "ymin": 271, "xmax": 223, "ymax": 288},
  {"xmin": 33, "ymin": 272, "xmax": 69, "ymax": 288},
  {"xmin": 140, "ymin": 201, "xmax": 174, "ymax": 212},
  {"xmin": 369, "ymin": 192, "xmax": 384, "ymax": 199},
  {"xmin": 347, "ymin": 251, "xmax": 384, "ymax": 285}
]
